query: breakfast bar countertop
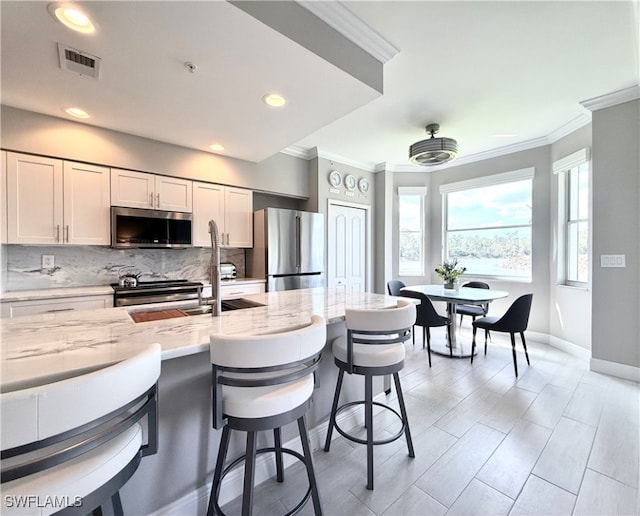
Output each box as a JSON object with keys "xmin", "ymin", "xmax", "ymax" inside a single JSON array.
[{"xmin": 1, "ymin": 287, "xmax": 399, "ymax": 392}]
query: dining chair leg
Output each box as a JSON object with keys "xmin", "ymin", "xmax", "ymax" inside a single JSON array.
[
  {"xmin": 426, "ymin": 332, "xmax": 432, "ymax": 367},
  {"xmin": 412, "ymin": 325, "xmax": 415, "ymax": 346},
  {"xmin": 423, "ymin": 327, "xmax": 428, "ymax": 350},
  {"xmin": 484, "ymin": 330, "xmax": 489, "ymax": 355},
  {"xmin": 448, "ymin": 325, "xmax": 453, "ymax": 358},
  {"xmin": 459, "ymin": 314, "xmax": 464, "ymax": 328},
  {"xmin": 520, "ymin": 331, "xmax": 530, "ymax": 365},
  {"xmin": 510, "ymin": 333, "xmax": 519, "ymax": 377},
  {"xmin": 471, "ymin": 326, "xmax": 477, "ymax": 364}
]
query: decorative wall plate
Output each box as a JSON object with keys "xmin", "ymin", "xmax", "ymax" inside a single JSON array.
[
  {"xmin": 328, "ymin": 170, "xmax": 342, "ymax": 187},
  {"xmin": 344, "ymin": 174, "xmax": 356, "ymax": 190}
]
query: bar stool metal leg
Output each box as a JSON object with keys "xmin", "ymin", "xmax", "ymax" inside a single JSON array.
[
  {"xmin": 274, "ymin": 428, "xmax": 284, "ymax": 482},
  {"xmin": 208, "ymin": 425, "xmax": 231, "ymax": 516},
  {"xmin": 365, "ymin": 374, "xmax": 374, "ymax": 490},
  {"xmin": 242, "ymin": 431, "xmax": 258, "ymax": 516},
  {"xmin": 324, "ymin": 369, "xmax": 345, "ymax": 452},
  {"xmin": 298, "ymin": 415, "xmax": 323, "ymax": 515},
  {"xmin": 393, "ymin": 372, "xmax": 415, "ymax": 458}
]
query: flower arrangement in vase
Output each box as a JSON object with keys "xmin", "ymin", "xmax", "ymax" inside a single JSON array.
[{"xmin": 435, "ymin": 259, "xmax": 466, "ymax": 289}]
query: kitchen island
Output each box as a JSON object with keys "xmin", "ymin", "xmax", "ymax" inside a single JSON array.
[
  {"xmin": 1, "ymin": 287, "xmax": 406, "ymax": 515},
  {"xmin": 1, "ymin": 287, "xmax": 398, "ymax": 392}
]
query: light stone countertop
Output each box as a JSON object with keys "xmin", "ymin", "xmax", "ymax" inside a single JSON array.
[{"xmin": 1, "ymin": 287, "xmax": 401, "ymax": 392}]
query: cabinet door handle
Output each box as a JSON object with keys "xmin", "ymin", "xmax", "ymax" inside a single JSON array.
[
  {"xmin": 65, "ymin": 225, "xmax": 69, "ymax": 243},
  {"xmin": 150, "ymin": 192, "xmax": 154, "ymax": 207},
  {"xmin": 46, "ymin": 308, "xmax": 75, "ymax": 313},
  {"xmin": 56, "ymin": 224, "xmax": 60, "ymax": 242},
  {"xmin": 156, "ymin": 193, "xmax": 160, "ymax": 208}
]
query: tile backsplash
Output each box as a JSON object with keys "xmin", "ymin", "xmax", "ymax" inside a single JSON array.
[{"xmin": 2, "ymin": 245, "xmax": 246, "ymax": 291}]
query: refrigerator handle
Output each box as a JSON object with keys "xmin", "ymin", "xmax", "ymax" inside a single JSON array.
[{"xmin": 295, "ymin": 215, "xmax": 301, "ymax": 269}]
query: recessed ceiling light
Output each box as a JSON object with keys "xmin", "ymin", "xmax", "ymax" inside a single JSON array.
[
  {"xmin": 263, "ymin": 94, "xmax": 286, "ymax": 107},
  {"xmin": 209, "ymin": 144, "xmax": 225, "ymax": 152},
  {"xmin": 48, "ymin": 3, "xmax": 95, "ymax": 34},
  {"xmin": 65, "ymin": 107, "xmax": 90, "ymax": 119}
]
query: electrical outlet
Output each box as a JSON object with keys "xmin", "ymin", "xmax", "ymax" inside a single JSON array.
[{"xmin": 42, "ymin": 255, "xmax": 55, "ymax": 269}]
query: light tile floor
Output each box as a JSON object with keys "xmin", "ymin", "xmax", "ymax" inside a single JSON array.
[{"xmin": 221, "ymin": 326, "xmax": 640, "ymax": 515}]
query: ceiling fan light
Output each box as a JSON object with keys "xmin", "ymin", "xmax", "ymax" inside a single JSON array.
[{"xmin": 408, "ymin": 124, "xmax": 458, "ymax": 166}]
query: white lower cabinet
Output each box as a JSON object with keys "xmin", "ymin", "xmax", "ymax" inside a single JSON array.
[
  {"xmin": 201, "ymin": 282, "xmax": 265, "ymax": 300},
  {"xmin": 1, "ymin": 295, "xmax": 113, "ymax": 318},
  {"xmin": 220, "ymin": 282, "xmax": 264, "ymax": 299}
]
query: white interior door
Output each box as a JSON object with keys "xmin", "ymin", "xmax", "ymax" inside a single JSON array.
[{"xmin": 328, "ymin": 203, "xmax": 366, "ymax": 292}]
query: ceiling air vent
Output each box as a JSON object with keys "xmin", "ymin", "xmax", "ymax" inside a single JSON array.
[{"xmin": 57, "ymin": 43, "xmax": 101, "ymax": 79}]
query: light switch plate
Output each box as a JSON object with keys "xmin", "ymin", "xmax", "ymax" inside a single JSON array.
[
  {"xmin": 600, "ymin": 254, "xmax": 625, "ymax": 267},
  {"xmin": 42, "ymin": 255, "xmax": 55, "ymax": 268}
]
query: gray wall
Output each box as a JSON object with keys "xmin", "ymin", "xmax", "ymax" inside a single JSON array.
[
  {"xmin": 1, "ymin": 105, "xmax": 310, "ymax": 199},
  {"xmin": 591, "ymin": 99, "xmax": 640, "ymax": 368},
  {"xmin": 548, "ymin": 124, "xmax": 593, "ymax": 350},
  {"xmin": 386, "ymin": 146, "xmax": 553, "ymax": 335}
]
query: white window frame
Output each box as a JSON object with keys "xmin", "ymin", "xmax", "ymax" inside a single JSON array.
[
  {"xmin": 440, "ymin": 168, "xmax": 535, "ymax": 281},
  {"xmin": 553, "ymin": 148, "xmax": 590, "ymax": 287},
  {"xmin": 398, "ymin": 186, "xmax": 427, "ymax": 277}
]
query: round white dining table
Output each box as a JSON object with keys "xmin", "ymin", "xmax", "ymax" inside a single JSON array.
[{"xmin": 399, "ymin": 284, "xmax": 508, "ymax": 358}]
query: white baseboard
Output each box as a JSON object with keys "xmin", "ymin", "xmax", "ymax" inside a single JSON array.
[
  {"xmin": 590, "ymin": 357, "xmax": 640, "ymax": 382},
  {"xmin": 150, "ymin": 392, "xmax": 386, "ymax": 516}
]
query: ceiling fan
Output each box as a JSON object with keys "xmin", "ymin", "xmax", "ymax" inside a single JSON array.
[{"xmin": 409, "ymin": 123, "xmax": 458, "ymax": 166}]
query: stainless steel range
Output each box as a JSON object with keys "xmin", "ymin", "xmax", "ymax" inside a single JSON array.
[{"xmin": 111, "ymin": 279, "xmax": 203, "ymax": 307}]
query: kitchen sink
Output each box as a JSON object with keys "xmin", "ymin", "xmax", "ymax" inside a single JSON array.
[
  {"xmin": 129, "ymin": 298, "xmax": 265, "ymax": 322},
  {"xmin": 184, "ymin": 298, "xmax": 266, "ymax": 315}
]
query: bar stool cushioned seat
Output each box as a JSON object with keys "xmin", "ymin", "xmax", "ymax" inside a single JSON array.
[
  {"xmin": 324, "ymin": 299, "xmax": 416, "ymax": 490},
  {"xmin": 207, "ymin": 316, "xmax": 326, "ymax": 516},
  {"xmin": 1, "ymin": 344, "xmax": 161, "ymax": 516}
]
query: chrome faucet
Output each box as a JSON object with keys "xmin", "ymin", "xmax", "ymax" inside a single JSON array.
[{"xmin": 207, "ymin": 219, "xmax": 222, "ymax": 316}]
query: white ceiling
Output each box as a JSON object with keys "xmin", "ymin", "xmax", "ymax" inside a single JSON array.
[{"xmin": 2, "ymin": 1, "xmax": 638, "ymax": 171}]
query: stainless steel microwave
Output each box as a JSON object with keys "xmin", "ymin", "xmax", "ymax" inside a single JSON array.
[{"xmin": 111, "ymin": 206, "xmax": 192, "ymax": 248}]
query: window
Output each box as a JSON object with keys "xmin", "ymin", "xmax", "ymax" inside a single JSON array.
[
  {"xmin": 398, "ymin": 187, "xmax": 426, "ymax": 276},
  {"xmin": 441, "ymin": 168, "xmax": 534, "ymax": 280},
  {"xmin": 554, "ymin": 149, "xmax": 590, "ymax": 286}
]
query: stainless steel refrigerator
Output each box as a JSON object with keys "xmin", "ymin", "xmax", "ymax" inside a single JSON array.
[{"xmin": 247, "ymin": 208, "xmax": 324, "ymax": 291}]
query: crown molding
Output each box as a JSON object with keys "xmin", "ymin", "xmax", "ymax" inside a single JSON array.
[
  {"xmin": 281, "ymin": 114, "xmax": 593, "ymax": 173},
  {"xmin": 580, "ymin": 85, "xmax": 640, "ymax": 112},
  {"xmin": 297, "ymin": 1, "xmax": 399, "ymax": 63},
  {"xmin": 546, "ymin": 113, "xmax": 592, "ymax": 143}
]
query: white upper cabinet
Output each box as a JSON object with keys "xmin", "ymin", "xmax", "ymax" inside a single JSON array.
[
  {"xmin": 193, "ymin": 182, "xmax": 252, "ymax": 248},
  {"xmin": 110, "ymin": 169, "xmax": 192, "ymax": 212},
  {"xmin": 224, "ymin": 187, "xmax": 253, "ymax": 248},
  {"xmin": 6, "ymin": 153, "xmax": 110, "ymax": 245}
]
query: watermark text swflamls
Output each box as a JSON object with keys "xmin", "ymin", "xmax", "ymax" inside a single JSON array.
[{"xmin": 4, "ymin": 495, "xmax": 83, "ymax": 509}]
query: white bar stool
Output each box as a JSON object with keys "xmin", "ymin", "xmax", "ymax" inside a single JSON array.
[
  {"xmin": 207, "ymin": 315, "xmax": 326, "ymax": 516},
  {"xmin": 324, "ymin": 299, "xmax": 416, "ymax": 490},
  {"xmin": 1, "ymin": 343, "xmax": 161, "ymax": 516}
]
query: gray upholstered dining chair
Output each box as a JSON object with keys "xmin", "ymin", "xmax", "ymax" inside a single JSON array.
[
  {"xmin": 471, "ymin": 293, "xmax": 533, "ymax": 377},
  {"xmin": 456, "ymin": 281, "xmax": 490, "ymax": 327},
  {"xmin": 399, "ymin": 289, "xmax": 451, "ymax": 366},
  {"xmin": 387, "ymin": 280, "xmax": 406, "ymax": 296}
]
